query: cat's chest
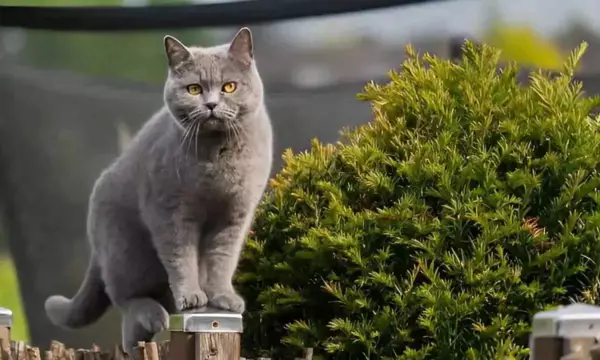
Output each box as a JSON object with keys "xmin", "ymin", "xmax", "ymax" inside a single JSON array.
[{"xmin": 183, "ymin": 153, "xmax": 249, "ymax": 196}]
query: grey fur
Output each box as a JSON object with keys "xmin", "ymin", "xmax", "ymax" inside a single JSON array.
[{"xmin": 44, "ymin": 27, "xmax": 273, "ymax": 354}]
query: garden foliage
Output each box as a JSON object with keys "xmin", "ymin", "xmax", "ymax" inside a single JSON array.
[{"xmin": 236, "ymin": 40, "xmax": 600, "ymax": 359}]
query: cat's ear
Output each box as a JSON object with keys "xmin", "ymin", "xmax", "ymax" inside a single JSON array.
[
  {"xmin": 164, "ymin": 35, "xmax": 192, "ymax": 67},
  {"xmin": 228, "ymin": 27, "xmax": 253, "ymax": 66}
]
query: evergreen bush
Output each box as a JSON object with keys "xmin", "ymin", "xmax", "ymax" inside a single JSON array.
[{"xmin": 236, "ymin": 41, "xmax": 600, "ymax": 360}]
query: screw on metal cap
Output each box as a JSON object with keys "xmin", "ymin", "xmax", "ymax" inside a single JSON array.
[
  {"xmin": 0, "ymin": 307, "xmax": 13, "ymax": 327},
  {"xmin": 168, "ymin": 307, "xmax": 243, "ymax": 333}
]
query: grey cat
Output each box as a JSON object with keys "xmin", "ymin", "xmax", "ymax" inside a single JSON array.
[{"xmin": 44, "ymin": 27, "xmax": 273, "ymax": 354}]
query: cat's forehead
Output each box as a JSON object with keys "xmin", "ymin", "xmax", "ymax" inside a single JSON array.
[
  {"xmin": 169, "ymin": 43, "xmax": 250, "ymax": 82},
  {"xmin": 188, "ymin": 44, "xmax": 228, "ymax": 58},
  {"xmin": 187, "ymin": 45, "xmax": 231, "ymax": 71}
]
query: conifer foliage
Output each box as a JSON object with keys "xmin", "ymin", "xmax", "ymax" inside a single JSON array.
[{"xmin": 236, "ymin": 41, "xmax": 600, "ymax": 359}]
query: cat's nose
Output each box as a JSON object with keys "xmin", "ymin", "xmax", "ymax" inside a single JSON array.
[{"xmin": 205, "ymin": 102, "xmax": 217, "ymax": 110}]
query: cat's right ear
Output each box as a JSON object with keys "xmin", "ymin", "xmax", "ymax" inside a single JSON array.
[{"xmin": 164, "ymin": 35, "xmax": 192, "ymax": 67}]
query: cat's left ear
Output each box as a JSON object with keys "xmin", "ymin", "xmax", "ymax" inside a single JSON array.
[
  {"xmin": 164, "ymin": 35, "xmax": 192, "ymax": 67},
  {"xmin": 228, "ymin": 27, "xmax": 253, "ymax": 66}
]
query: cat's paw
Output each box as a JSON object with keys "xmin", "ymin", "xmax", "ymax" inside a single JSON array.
[
  {"xmin": 173, "ymin": 288, "xmax": 208, "ymax": 311},
  {"xmin": 207, "ymin": 291, "xmax": 245, "ymax": 313},
  {"xmin": 138, "ymin": 305, "xmax": 169, "ymax": 334}
]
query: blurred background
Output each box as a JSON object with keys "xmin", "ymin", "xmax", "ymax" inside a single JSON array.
[{"xmin": 1, "ymin": 0, "xmax": 600, "ymax": 350}]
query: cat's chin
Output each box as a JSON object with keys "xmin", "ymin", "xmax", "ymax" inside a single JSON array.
[{"xmin": 201, "ymin": 117, "xmax": 228, "ymax": 133}]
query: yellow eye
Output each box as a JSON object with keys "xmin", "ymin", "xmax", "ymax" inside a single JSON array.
[
  {"xmin": 222, "ymin": 82, "xmax": 237, "ymax": 93},
  {"xmin": 186, "ymin": 84, "xmax": 202, "ymax": 95}
]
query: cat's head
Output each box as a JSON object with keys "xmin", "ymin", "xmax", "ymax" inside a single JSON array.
[{"xmin": 162, "ymin": 27, "xmax": 263, "ymax": 134}]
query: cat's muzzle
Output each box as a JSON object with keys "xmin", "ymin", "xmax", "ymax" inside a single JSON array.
[{"xmin": 202, "ymin": 115, "xmax": 226, "ymax": 131}]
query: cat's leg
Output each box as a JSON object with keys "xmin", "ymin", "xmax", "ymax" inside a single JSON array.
[
  {"xmin": 145, "ymin": 211, "xmax": 207, "ymax": 312},
  {"xmin": 120, "ymin": 298, "xmax": 169, "ymax": 356},
  {"xmin": 197, "ymin": 247, "xmax": 209, "ymax": 292},
  {"xmin": 202, "ymin": 215, "xmax": 250, "ymax": 313}
]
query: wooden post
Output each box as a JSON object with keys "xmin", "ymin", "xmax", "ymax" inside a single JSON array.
[
  {"xmin": 0, "ymin": 307, "xmax": 12, "ymax": 358},
  {"xmin": 530, "ymin": 303, "xmax": 600, "ymax": 360},
  {"xmin": 165, "ymin": 307, "xmax": 242, "ymax": 360}
]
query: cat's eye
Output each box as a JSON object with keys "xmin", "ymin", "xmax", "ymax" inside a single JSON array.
[
  {"xmin": 186, "ymin": 84, "xmax": 202, "ymax": 95},
  {"xmin": 221, "ymin": 82, "xmax": 237, "ymax": 93}
]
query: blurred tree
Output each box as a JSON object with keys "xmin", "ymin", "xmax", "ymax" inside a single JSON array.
[
  {"xmin": 483, "ymin": 24, "xmax": 565, "ymax": 70},
  {"xmin": 480, "ymin": 0, "xmax": 565, "ymax": 71}
]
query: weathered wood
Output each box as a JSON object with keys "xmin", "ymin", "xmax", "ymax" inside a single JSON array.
[
  {"xmin": 168, "ymin": 308, "xmax": 243, "ymax": 360},
  {"xmin": 136, "ymin": 342, "xmax": 147, "ymax": 360},
  {"xmin": 14, "ymin": 341, "xmax": 27, "ymax": 360},
  {"xmin": 0, "ymin": 307, "xmax": 12, "ymax": 360},
  {"xmin": 0, "ymin": 328, "xmax": 9, "ymax": 360},
  {"xmin": 144, "ymin": 343, "xmax": 158, "ymax": 360},
  {"xmin": 590, "ymin": 344, "xmax": 600, "ymax": 360},
  {"xmin": 531, "ymin": 337, "xmax": 563, "ymax": 360},
  {"xmin": 83, "ymin": 350, "xmax": 95, "ymax": 360},
  {"xmin": 564, "ymin": 338, "xmax": 596, "ymax": 359},
  {"xmin": 74, "ymin": 349, "xmax": 85, "ymax": 360},
  {"xmin": 49, "ymin": 341, "xmax": 69, "ymax": 360},
  {"xmin": 26, "ymin": 347, "xmax": 40, "ymax": 360},
  {"xmin": 168, "ymin": 333, "xmax": 194, "ymax": 360},
  {"xmin": 157, "ymin": 342, "xmax": 168, "ymax": 360},
  {"xmin": 561, "ymin": 353, "xmax": 586, "ymax": 360},
  {"xmin": 109, "ymin": 345, "xmax": 124, "ymax": 360},
  {"xmin": 195, "ymin": 333, "xmax": 240, "ymax": 360}
]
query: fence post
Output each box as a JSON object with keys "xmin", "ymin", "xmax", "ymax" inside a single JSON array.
[
  {"xmin": 167, "ymin": 307, "xmax": 243, "ymax": 360},
  {"xmin": 530, "ymin": 303, "xmax": 600, "ymax": 360},
  {"xmin": 0, "ymin": 307, "xmax": 12, "ymax": 356}
]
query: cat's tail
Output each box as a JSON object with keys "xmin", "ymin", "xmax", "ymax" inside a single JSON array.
[{"xmin": 44, "ymin": 257, "xmax": 111, "ymax": 329}]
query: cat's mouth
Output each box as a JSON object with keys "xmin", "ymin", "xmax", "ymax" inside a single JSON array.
[
  {"xmin": 200, "ymin": 115, "xmax": 227, "ymax": 132},
  {"xmin": 205, "ymin": 116, "xmax": 220, "ymax": 126}
]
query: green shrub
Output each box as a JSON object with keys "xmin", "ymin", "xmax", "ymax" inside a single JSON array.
[{"xmin": 236, "ymin": 41, "xmax": 600, "ymax": 360}]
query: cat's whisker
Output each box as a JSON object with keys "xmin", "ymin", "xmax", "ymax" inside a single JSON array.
[
  {"xmin": 180, "ymin": 121, "xmax": 195, "ymax": 148},
  {"xmin": 233, "ymin": 120, "xmax": 246, "ymax": 138},
  {"xmin": 189, "ymin": 107, "xmax": 203, "ymax": 117},
  {"xmin": 194, "ymin": 118, "xmax": 201, "ymax": 158},
  {"xmin": 184, "ymin": 120, "xmax": 199, "ymax": 160},
  {"xmin": 224, "ymin": 119, "xmax": 234, "ymax": 142},
  {"xmin": 180, "ymin": 115, "xmax": 191, "ymax": 125},
  {"xmin": 225, "ymin": 124, "xmax": 232, "ymax": 145},
  {"xmin": 229, "ymin": 121, "xmax": 243, "ymax": 144}
]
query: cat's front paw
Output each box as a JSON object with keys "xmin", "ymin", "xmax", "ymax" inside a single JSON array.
[
  {"xmin": 207, "ymin": 291, "xmax": 245, "ymax": 313},
  {"xmin": 173, "ymin": 288, "xmax": 208, "ymax": 311}
]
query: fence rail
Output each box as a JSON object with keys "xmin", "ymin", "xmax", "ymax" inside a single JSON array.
[
  {"xmin": 3, "ymin": 303, "xmax": 600, "ymax": 359},
  {"xmin": 0, "ymin": 306, "xmax": 315, "ymax": 360},
  {"xmin": 0, "ymin": 0, "xmax": 447, "ymax": 31}
]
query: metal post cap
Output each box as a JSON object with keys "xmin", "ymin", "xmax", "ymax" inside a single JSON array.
[
  {"xmin": 0, "ymin": 307, "xmax": 13, "ymax": 327},
  {"xmin": 531, "ymin": 303, "xmax": 600, "ymax": 338},
  {"xmin": 169, "ymin": 307, "xmax": 243, "ymax": 333}
]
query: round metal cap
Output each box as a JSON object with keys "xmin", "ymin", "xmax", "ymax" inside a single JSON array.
[{"xmin": 0, "ymin": 307, "xmax": 13, "ymax": 327}]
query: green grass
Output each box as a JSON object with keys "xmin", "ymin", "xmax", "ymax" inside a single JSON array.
[{"xmin": 0, "ymin": 256, "xmax": 29, "ymax": 341}]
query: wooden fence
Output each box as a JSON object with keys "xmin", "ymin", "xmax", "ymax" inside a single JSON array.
[
  {"xmin": 0, "ymin": 306, "xmax": 314, "ymax": 360},
  {"xmin": 6, "ymin": 302, "xmax": 600, "ymax": 359}
]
